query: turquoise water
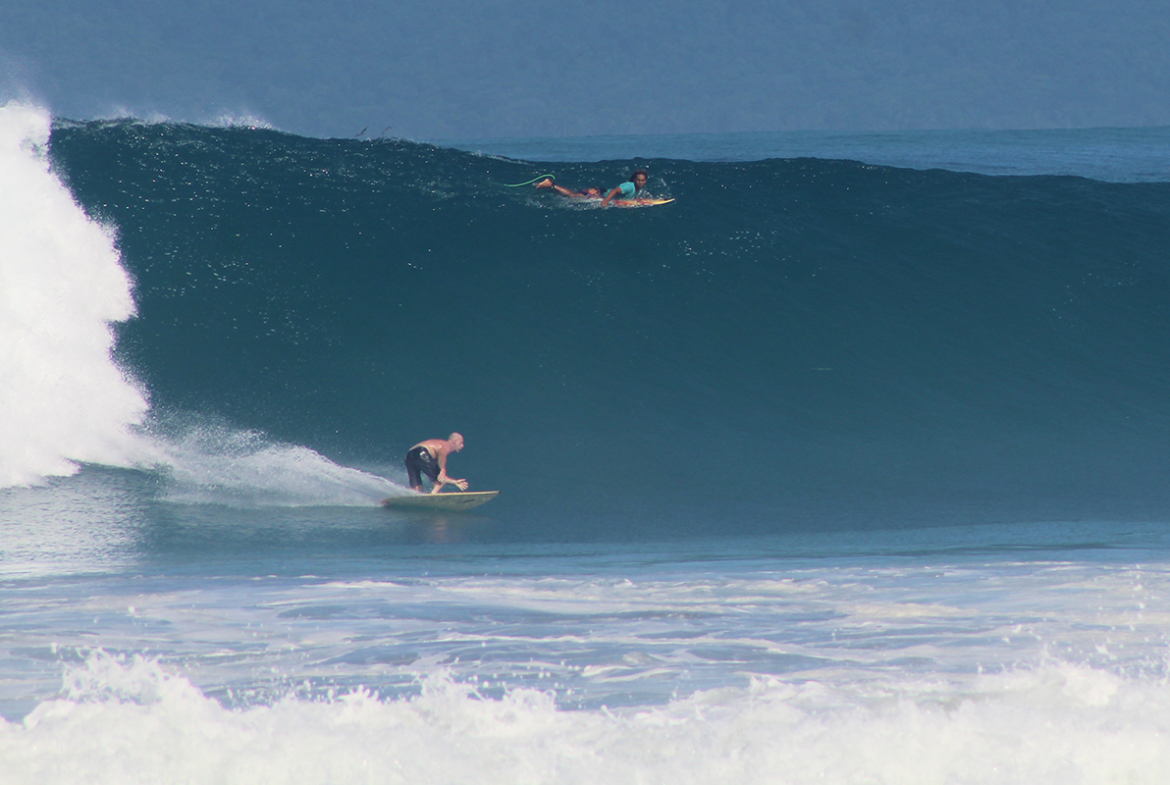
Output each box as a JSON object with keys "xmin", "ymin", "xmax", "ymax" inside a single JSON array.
[{"xmin": 4, "ymin": 104, "xmax": 1170, "ymax": 782}]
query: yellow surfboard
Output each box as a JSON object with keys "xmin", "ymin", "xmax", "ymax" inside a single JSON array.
[
  {"xmin": 382, "ymin": 490, "xmax": 499, "ymax": 511},
  {"xmin": 602, "ymin": 197, "xmax": 675, "ymax": 208},
  {"xmin": 615, "ymin": 197, "xmax": 674, "ymax": 207}
]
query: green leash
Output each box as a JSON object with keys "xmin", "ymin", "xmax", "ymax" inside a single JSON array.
[{"xmin": 501, "ymin": 174, "xmax": 556, "ymax": 187}]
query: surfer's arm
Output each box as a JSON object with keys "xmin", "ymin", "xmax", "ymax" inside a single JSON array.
[
  {"xmin": 600, "ymin": 187, "xmax": 623, "ymax": 207},
  {"xmin": 432, "ymin": 474, "xmax": 469, "ymax": 493},
  {"xmin": 433, "ymin": 452, "xmax": 469, "ymax": 492}
]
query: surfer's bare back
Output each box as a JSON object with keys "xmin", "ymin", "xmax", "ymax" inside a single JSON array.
[{"xmin": 405, "ymin": 433, "xmax": 469, "ymax": 493}]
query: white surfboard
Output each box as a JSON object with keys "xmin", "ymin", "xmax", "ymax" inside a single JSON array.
[{"xmin": 382, "ymin": 490, "xmax": 499, "ymax": 511}]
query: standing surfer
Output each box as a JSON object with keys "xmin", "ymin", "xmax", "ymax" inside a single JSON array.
[
  {"xmin": 405, "ymin": 433, "xmax": 469, "ymax": 493},
  {"xmin": 600, "ymin": 169, "xmax": 649, "ymax": 207}
]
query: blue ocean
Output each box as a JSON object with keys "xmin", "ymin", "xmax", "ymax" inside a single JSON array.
[{"xmin": 4, "ymin": 101, "xmax": 1170, "ymax": 782}]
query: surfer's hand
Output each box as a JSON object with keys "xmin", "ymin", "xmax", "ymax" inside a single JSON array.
[{"xmin": 453, "ymin": 478, "xmax": 469, "ymax": 491}]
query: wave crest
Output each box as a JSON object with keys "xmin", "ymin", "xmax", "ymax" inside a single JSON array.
[{"xmin": 0, "ymin": 102, "xmax": 147, "ymax": 487}]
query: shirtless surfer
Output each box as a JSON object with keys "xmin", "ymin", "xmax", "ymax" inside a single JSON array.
[
  {"xmin": 404, "ymin": 433, "xmax": 469, "ymax": 493},
  {"xmin": 600, "ymin": 169, "xmax": 649, "ymax": 207},
  {"xmin": 534, "ymin": 178, "xmax": 602, "ymax": 199}
]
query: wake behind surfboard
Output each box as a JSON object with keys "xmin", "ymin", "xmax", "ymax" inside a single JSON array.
[{"xmin": 382, "ymin": 490, "xmax": 499, "ymax": 511}]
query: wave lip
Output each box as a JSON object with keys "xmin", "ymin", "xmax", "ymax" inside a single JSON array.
[{"xmin": 0, "ymin": 102, "xmax": 147, "ymax": 487}]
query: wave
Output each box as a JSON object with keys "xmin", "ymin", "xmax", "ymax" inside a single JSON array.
[{"xmin": 8, "ymin": 109, "xmax": 1170, "ymax": 528}]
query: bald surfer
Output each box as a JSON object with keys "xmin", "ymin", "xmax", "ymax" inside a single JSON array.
[
  {"xmin": 600, "ymin": 169, "xmax": 649, "ymax": 207},
  {"xmin": 405, "ymin": 433, "xmax": 469, "ymax": 493}
]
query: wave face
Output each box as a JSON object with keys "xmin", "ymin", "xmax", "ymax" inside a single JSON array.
[{"xmin": 42, "ymin": 119, "xmax": 1170, "ymax": 533}]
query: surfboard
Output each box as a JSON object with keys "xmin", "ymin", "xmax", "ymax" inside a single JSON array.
[
  {"xmin": 381, "ymin": 490, "xmax": 499, "ymax": 511},
  {"xmin": 604, "ymin": 197, "xmax": 675, "ymax": 208}
]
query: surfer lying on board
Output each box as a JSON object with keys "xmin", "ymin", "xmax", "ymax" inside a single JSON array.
[
  {"xmin": 405, "ymin": 433, "xmax": 469, "ymax": 493},
  {"xmin": 600, "ymin": 169, "xmax": 649, "ymax": 207},
  {"xmin": 534, "ymin": 178, "xmax": 603, "ymax": 198}
]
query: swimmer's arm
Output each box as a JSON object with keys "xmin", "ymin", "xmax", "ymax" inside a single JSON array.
[{"xmin": 600, "ymin": 186, "xmax": 623, "ymax": 207}]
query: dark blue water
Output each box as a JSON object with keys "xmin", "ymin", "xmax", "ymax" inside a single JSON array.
[{"xmin": 45, "ymin": 119, "xmax": 1170, "ymax": 537}]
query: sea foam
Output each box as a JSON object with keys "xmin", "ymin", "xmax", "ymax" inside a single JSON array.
[
  {"xmin": 0, "ymin": 102, "xmax": 147, "ymax": 487},
  {"xmin": 139, "ymin": 417, "xmax": 402, "ymax": 506},
  {"xmin": 2, "ymin": 651, "xmax": 1169, "ymax": 785}
]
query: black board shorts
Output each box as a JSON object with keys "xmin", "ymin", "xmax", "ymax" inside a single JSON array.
[{"xmin": 405, "ymin": 446, "xmax": 440, "ymax": 487}]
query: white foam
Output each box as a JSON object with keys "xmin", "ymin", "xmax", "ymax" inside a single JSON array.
[
  {"xmin": 3, "ymin": 651, "xmax": 1170, "ymax": 784},
  {"xmin": 138, "ymin": 418, "xmax": 402, "ymax": 506},
  {"xmin": 88, "ymin": 106, "xmax": 174, "ymax": 126},
  {"xmin": 0, "ymin": 102, "xmax": 148, "ymax": 487},
  {"xmin": 206, "ymin": 111, "xmax": 274, "ymax": 130},
  {"xmin": 87, "ymin": 106, "xmax": 275, "ymax": 131}
]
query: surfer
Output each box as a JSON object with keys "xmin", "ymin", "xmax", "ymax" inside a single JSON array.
[
  {"xmin": 404, "ymin": 433, "xmax": 469, "ymax": 494},
  {"xmin": 534, "ymin": 178, "xmax": 602, "ymax": 199},
  {"xmin": 600, "ymin": 169, "xmax": 649, "ymax": 207}
]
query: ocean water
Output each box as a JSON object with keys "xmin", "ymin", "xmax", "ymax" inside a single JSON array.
[
  {"xmin": 448, "ymin": 125, "xmax": 1170, "ymax": 183},
  {"xmin": 3, "ymin": 101, "xmax": 1170, "ymax": 782}
]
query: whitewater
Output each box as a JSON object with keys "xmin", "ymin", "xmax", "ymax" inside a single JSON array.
[
  {"xmin": 4, "ymin": 100, "xmax": 1170, "ymax": 783},
  {"xmin": 0, "ymin": 104, "xmax": 145, "ymax": 486}
]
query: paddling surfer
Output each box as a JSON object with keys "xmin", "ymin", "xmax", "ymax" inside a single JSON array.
[
  {"xmin": 405, "ymin": 433, "xmax": 469, "ymax": 493},
  {"xmin": 600, "ymin": 169, "xmax": 649, "ymax": 207}
]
